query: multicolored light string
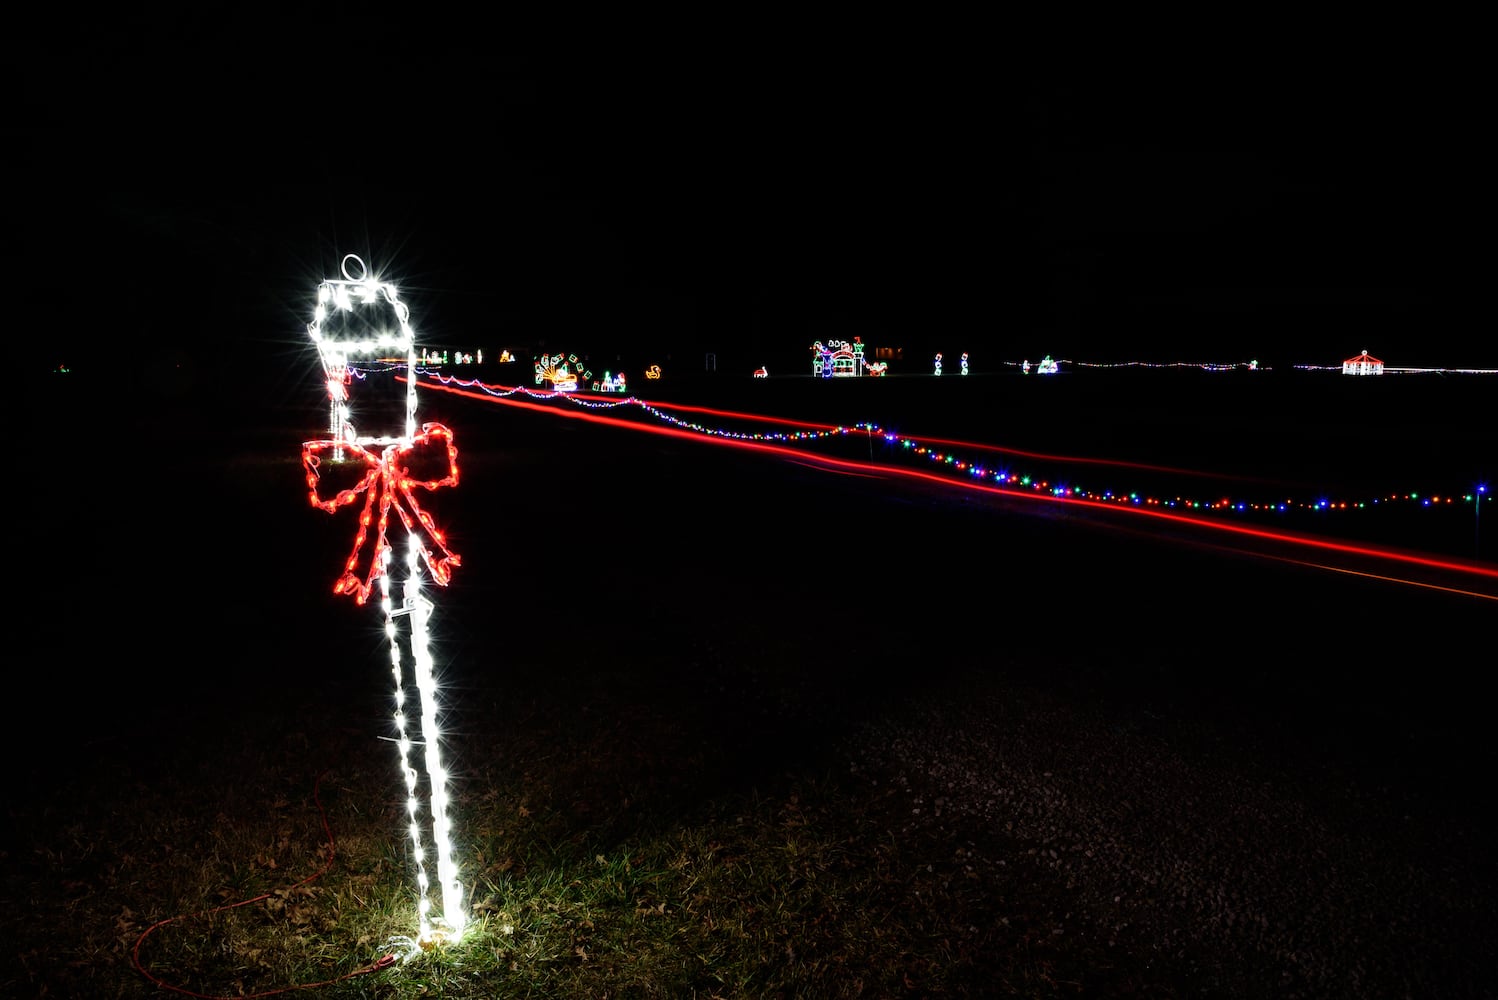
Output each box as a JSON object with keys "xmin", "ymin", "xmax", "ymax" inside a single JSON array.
[
  {"xmin": 302, "ymin": 255, "xmax": 466, "ymax": 944},
  {"xmin": 421, "ymin": 372, "xmax": 1489, "ymax": 533}
]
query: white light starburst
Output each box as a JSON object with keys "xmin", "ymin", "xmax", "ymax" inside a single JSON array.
[{"xmin": 304, "ymin": 254, "xmax": 466, "ymax": 942}]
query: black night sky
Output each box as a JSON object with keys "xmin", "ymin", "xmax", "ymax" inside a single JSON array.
[{"xmin": 12, "ymin": 19, "xmax": 1485, "ymax": 382}]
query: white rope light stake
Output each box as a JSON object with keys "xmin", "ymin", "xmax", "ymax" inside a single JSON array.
[{"xmin": 300, "ymin": 254, "xmax": 467, "ymax": 944}]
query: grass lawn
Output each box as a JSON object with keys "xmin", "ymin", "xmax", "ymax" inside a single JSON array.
[{"xmin": 11, "ymin": 373, "xmax": 1495, "ymax": 997}]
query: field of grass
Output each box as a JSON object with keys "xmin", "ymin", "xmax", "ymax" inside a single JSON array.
[
  {"xmin": 10, "ymin": 366, "xmax": 1495, "ymax": 997},
  {"xmin": 10, "ymin": 650, "xmax": 1182, "ymax": 999}
]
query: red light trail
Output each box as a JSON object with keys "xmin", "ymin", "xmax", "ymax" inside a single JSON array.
[{"xmin": 410, "ymin": 376, "xmax": 1498, "ymax": 599}]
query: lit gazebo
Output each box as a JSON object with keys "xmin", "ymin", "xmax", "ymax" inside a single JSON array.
[{"xmin": 1342, "ymin": 350, "xmax": 1384, "ymax": 376}]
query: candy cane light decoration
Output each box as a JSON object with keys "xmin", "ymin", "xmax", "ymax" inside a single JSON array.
[{"xmin": 302, "ymin": 254, "xmax": 467, "ymax": 943}]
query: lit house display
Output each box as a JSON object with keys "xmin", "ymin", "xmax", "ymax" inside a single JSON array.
[{"xmin": 812, "ymin": 337, "xmax": 869, "ymax": 377}]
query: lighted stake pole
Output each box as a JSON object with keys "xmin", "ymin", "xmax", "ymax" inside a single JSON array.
[
  {"xmin": 302, "ymin": 254, "xmax": 467, "ymax": 943},
  {"xmin": 1477, "ymin": 484, "xmax": 1486, "ymax": 558}
]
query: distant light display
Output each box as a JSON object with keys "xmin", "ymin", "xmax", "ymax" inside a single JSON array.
[
  {"xmin": 423, "ymin": 370, "xmax": 1494, "ymax": 552},
  {"xmin": 813, "ymin": 338, "xmax": 868, "ymax": 377},
  {"xmin": 1343, "ymin": 350, "xmax": 1385, "ymax": 375},
  {"xmin": 535, "ymin": 352, "xmax": 591, "ymax": 392},
  {"xmin": 933, "ymin": 352, "xmax": 943, "ymax": 376},
  {"xmin": 302, "ymin": 254, "xmax": 467, "ymax": 944}
]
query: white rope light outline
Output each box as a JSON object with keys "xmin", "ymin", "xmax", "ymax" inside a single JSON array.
[
  {"xmin": 308, "ymin": 254, "xmax": 419, "ymax": 458},
  {"xmin": 307, "ymin": 254, "xmax": 466, "ymax": 942}
]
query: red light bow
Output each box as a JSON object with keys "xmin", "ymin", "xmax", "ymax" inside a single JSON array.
[{"xmin": 301, "ymin": 423, "xmax": 462, "ymax": 605}]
